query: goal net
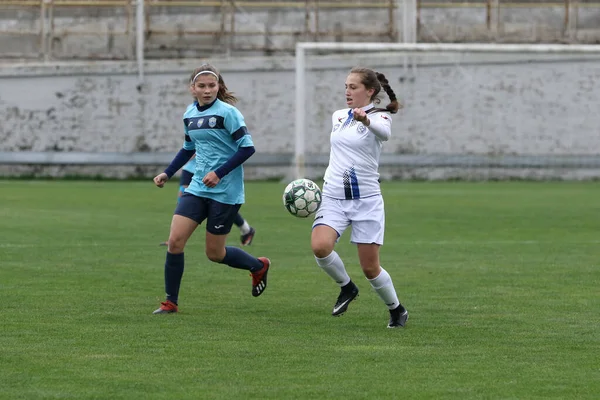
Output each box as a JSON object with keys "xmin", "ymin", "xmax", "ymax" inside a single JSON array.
[{"xmin": 293, "ymin": 42, "xmax": 600, "ymax": 181}]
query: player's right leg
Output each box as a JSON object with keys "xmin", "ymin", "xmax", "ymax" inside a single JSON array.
[
  {"xmin": 153, "ymin": 193, "xmax": 205, "ymax": 314},
  {"xmin": 311, "ymin": 206, "xmax": 356, "ymax": 316},
  {"xmin": 160, "ymin": 171, "xmax": 193, "ymax": 246},
  {"xmin": 204, "ymin": 200, "xmax": 270, "ymax": 297}
]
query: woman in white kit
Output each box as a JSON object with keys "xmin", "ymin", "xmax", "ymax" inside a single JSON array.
[{"xmin": 311, "ymin": 67, "xmax": 408, "ymax": 328}]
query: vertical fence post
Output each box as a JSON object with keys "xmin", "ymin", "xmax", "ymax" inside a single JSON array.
[
  {"xmin": 399, "ymin": 0, "xmax": 417, "ymax": 79},
  {"xmin": 564, "ymin": 0, "xmax": 569, "ymax": 36},
  {"xmin": 294, "ymin": 43, "xmax": 306, "ymax": 180},
  {"xmin": 388, "ymin": 0, "xmax": 394, "ymax": 40},
  {"xmin": 126, "ymin": 0, "xmax": 134, "ymax": 59},
  {"xmin": 573, "ymin": 0, "xmax": 579, "ymax": 35},
  {"xmin": 136, "ymin": 0, "xmax": 145, "ymax": 87},
  {"xmin": 486, "ymin": 0, "xmax": 491, "ymax": 31},
  {"xmin": 402, "ymin": 0, "xmax": 408, "ymax": 43},
  {"xmin": 416, "ymin": 0, "xmax": 421, "ymax": 40},
  {"xmin": 401, "ymin": 0, "xmax": 417, "ymax": 44},
  {"xmin": 314, "ymin": 0, "xmax": 320, "ymax": 42},
  {"xmin": 219, "ymin": 0, "xmax": 228, "ymax": 57},
  {"xmin": 304, "ymin": 0, "xmax": 311, "ymax": 41},
  {"xmin": 48, "ymin": 0, "xmax": 55, "ymax": 59},
  {"xmin": 495, "ymin": 0, "xmax": 500, "ymax": 39},
  {"xmin": 40, "ymin": 0, "xmax": 47, "ymax": 60},
  {"xmin": 229, "ymin": 1, "xmax": 235, "ymax": 57}
]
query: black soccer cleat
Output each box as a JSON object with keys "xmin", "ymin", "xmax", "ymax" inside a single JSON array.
[
  {"xmin": 387, "ymin": 305, "xmax": 409, "ymax": 328},
  {"xmin": 241, "ymin": 227, "xmax": 256, "ymax": 246},
  {"xmin": 331, "ymin": 281, "xmax": 359, "ymax": 316}
]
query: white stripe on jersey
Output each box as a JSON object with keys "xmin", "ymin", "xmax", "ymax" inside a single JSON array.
[{"xmin": 322, "ymin": 103, "xmax": 392, "ymax": 200}]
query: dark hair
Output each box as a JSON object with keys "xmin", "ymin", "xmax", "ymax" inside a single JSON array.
[
  {"xmin": 189, "ymin": 64, "xmax": 237, "ymax": 105},
  {"xmin": 349, "ymin": 67, "xmax": 402, "ymax": 113}
]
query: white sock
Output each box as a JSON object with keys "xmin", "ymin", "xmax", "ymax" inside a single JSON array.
[
  {"xmin": 368, "ymin": 267, "xmax": 400, "ymax": 310},
  {"xmin": 315, "ymin": 251, "xmax": 350, "ymax": 287},
  {"xmin": 239, "ymin": 220, "xmax": 251, "ymax": 235}
]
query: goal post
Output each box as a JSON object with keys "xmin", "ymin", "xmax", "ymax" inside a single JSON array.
[{"xmin": 293, "ymin": 42, "xmax": 600, "ymax": 181}]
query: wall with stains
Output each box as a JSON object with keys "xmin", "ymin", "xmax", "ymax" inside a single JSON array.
[
  {"xmin": 1, "ymin": 54, "xmax": 599, "ymax": 179},
  {"xmin": 1, "ymin": 7, "xmax": 600, "ymax": 60}
]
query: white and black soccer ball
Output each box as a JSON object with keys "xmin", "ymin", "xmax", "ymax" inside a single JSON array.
[{"xmin": 282, "ymin": 178, "xmax": 322, "ymax": 218}]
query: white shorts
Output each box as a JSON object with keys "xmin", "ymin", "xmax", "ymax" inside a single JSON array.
[{"xmin": 312, "ymin": 194, "xmax": 385, "ymax": 245}]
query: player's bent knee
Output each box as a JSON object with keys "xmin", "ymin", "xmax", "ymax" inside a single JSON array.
[
  {"xmin": 311, "ymin": 240, "xmax": 334, "ymax": 259},
  {"xmin": 361, "ymin": 264, "xmax": 381, "ymax": 280},
  {"xmin": 205, "ymin": 248, "xmax": 225, "ymax": 263}
]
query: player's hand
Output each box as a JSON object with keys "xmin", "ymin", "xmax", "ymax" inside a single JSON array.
[
  {"xmin": 202, "ymin": 171, "xmax": 220, "ymax": 188},
  {"xmin": 153, "ymin": 173, "xmax": 169, "ymax": 188},
  {"xmin": 352, "ymin": 108, "xmax": 369, "ymax": 125}
]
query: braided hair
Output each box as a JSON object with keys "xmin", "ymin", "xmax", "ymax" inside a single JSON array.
[
  {"xmin": 189, "ymin": 63, "xmax": 238, "ymax": 105},
  {"xmin": 349, "ymin": 67, "xmax": 402, "ymax": 113}
]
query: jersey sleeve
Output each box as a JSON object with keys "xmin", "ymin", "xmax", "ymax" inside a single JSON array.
[
  {"xmin": 224, "ymin": 107, "xmax": 254, "ymax": 148},
  {"xmin": 182, "ymin": 117, "xmax": 195, "ymax": 151},
  {"xmin": 367, "ymin": 112, "xmax": 392, "ymax": 141}
]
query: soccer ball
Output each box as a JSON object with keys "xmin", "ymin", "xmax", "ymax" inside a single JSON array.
[{"xmin": 282, "ymin": 178, "xmax": 322, "ymax": 218}]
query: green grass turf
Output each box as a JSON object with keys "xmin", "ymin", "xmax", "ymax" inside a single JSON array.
[{"xmin": 0, "ymin": 180, "xmax": 598, "ymax": 399}]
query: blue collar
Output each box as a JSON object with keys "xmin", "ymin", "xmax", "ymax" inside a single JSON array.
[{"xmin": 196, "ymin": 98, "xmax": 218, "ymax": 112}]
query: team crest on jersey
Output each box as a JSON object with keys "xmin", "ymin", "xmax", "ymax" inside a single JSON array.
[
  {"xmin": 337, "ymin": 116, "xmax": 345, "ymax": 123},
  {"xmin": 208, "ymin": 117, "xmax": 217, "ymax": 127},
  {"xmin": 357, "ymin": 124, "xmax": 367, "ymax": 134},
  {"xmin": 197, "ymin": 118, "xmax": 204, "ymax": 128}
]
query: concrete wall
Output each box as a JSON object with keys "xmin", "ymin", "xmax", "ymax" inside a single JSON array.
[
  {"xmin": 1, "ymin": 53, "xmax": 600, "ymax": 179},
  {"xmin": 2, "ymin": 6, "xmax": 600, "ymax": 60},
  {"xmin": 419, "ymin": 7, "xmax": 600, "ymax": 43}
]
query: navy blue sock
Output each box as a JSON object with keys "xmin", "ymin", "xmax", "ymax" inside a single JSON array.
[
  {"xmin": 233, "ymin": 213, "xmax": 245, "ymax": 227},
  {"xmin": 220, "ymin": 246, "xmax": 262, "ymax": 272},
  {"xmin": 165, "ymin": 252, "xmax": 185, "ymax": 304}
]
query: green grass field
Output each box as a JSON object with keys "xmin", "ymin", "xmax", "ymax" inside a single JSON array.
[{"xmin": 1, "ymin": 180, "xmax": 599, "ymax": 399}]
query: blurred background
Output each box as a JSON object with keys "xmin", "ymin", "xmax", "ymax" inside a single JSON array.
[{"xmin": 1, "ymin": 0, "xmax": 599, "ymax": 180}]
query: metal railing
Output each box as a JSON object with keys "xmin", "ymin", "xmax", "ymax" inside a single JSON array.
[
  {"xmin": 0, "ymin": 0, "xmax": 398, "ymax": 60},
  {"xmin": 0, "ymin": 0, "xmax": 595, "ymax": 61}
]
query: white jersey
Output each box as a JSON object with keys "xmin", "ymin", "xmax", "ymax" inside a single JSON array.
[{"xmin": 322, "ymin": 103, "xmax": 392, "ymax": 200}]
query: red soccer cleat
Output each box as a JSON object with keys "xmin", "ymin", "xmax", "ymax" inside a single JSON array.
[
  {"xmin": 153, "ymin": 300, "xmax": 179, "ymax": 314},
  {"xmin": 251, "ymin": 257, "xmax": 271, "ymax": 297}
]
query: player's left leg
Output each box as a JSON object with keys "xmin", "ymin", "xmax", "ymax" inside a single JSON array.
[
  {"xmin": 205, "ymin": 201, "xmax": 270, "ymax": 297},
  {"xmin": 234, "ymin": 213, "xmax": 256, "ymax": 246},
  {"xmin": 352, "ymin": 196, "xmax": 408, "ymax": 328},
  {"xmin": 356, "ymin": 244, "xmax": 408, "ymax": 327}
]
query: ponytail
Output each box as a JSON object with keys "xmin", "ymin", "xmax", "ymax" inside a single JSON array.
[{"xmin": 375, "ymin": 72, "xmax": 402, "ymax": 113}]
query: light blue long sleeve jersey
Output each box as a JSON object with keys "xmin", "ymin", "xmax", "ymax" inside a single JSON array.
[
  {"xmin": 182, "ymin": 157, "xmax": 196, "ymax": 174},
  {"xmin": 182, "ymin": 99, "xmax": 254, "ymax": 205}
]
